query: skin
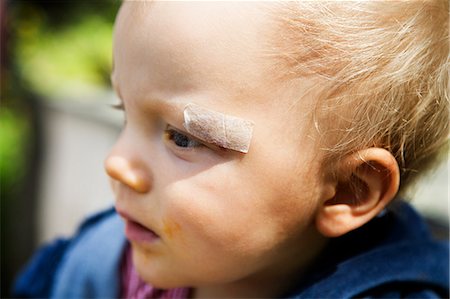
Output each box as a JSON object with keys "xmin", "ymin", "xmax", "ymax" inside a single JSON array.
[{"xmin": 105, "ymin": 2, "xmax": 400, "ymax": 298}]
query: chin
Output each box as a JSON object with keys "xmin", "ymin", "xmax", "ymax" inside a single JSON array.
[{"xmin": 133, "ymin": 256, "xmax": 189, "ymax": 289}]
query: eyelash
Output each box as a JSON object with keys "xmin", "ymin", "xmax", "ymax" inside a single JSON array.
[
  {"xmin": 164, "ymin": 126, "xmax": 204, "ymax": 149},
  {"xmin": 111, "ymin": 102, "xmax": 125, "ymax": 111}
]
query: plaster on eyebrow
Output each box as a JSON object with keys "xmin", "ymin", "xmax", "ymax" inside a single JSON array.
[{"xmin": 183, "ymin": 103, "xmax": 254, "ymax": 153}]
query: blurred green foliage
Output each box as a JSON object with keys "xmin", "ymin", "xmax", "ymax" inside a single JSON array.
[
  {"xmin": 11, "ymin": 0, "xmax": 120, "ymax": 98},
  {"xmin": 0, "ymin": 108, "xmax": 28, "ymax": 198},
  {"xmin": 15, "ymin": 16, "xmax": 114, "ymax": 97}
]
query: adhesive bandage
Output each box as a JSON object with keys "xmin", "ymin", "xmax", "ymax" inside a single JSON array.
[{"xmin": 183, "ymin": 103, "xmax": 254, "ymax": 153}]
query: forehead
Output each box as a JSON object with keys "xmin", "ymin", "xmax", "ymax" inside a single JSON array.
[{"xmin": 112, "ymin": 1, "xmax": 278, "ymax": 100}]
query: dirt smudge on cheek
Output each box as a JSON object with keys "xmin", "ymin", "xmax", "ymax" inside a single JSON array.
[{"xmin": 162, "ymin": 218, "xmax": 183, "ymax": 241}]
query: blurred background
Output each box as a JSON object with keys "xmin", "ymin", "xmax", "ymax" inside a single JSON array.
[
  {"xmin": 0, "ymin": 0, "xmax": 448, "ymax": 297},
  {"xmin": 1, "ymin": 0, "xmax": 122, "ymax": 296}
]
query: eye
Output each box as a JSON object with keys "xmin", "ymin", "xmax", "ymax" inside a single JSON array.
[{"xmin": 165, "ymin": 127, "xmax": 203, "ymax": 149}]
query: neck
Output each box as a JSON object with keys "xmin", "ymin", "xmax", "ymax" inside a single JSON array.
[{"xmin": 192, "ymin": 234, "xmax": 329, "ymax": 299}]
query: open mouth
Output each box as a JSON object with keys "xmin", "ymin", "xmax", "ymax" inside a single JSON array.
[
  {"xmin": 116, "ymin": 208, "xmax": 160, "ymax": 243},
  {"xmin": 125, "ymin": 220, "xmax": 160, "ymax": 243}
]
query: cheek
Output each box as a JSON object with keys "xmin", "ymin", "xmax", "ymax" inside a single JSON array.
[
  {"xmin": 164, "ymin": 174, "xmax": 248, "ymax": 248},
  {"xmin": 242, "ymin": 143, "xmax": 322, "ymax": 229},
  {"xmin": 162, "ymin": 162, "xmax": 317, "ymax": 257}
]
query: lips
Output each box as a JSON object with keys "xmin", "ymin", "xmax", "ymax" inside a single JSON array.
[
  {"xmin": 125, "ymin": 220, "xmax": 160, "ymax": 243},
  {"xmin": 116, "ymin": 208, "xmax": 160, "ymax": 243}
]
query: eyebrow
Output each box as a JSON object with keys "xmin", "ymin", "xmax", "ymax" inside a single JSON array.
[{"xmin": 183, "ymin": 103, "xmax": 254, "ymax": 153}]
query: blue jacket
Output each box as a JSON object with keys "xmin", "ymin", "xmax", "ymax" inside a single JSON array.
[{"xmin": 13, "ymin": 201, "xmax": 449, "ymax": 298}]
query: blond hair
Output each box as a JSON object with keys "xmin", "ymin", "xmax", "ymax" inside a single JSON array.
[{"xmin": 271, "ymin": 0, "xmax": 449, "ymax": 195}]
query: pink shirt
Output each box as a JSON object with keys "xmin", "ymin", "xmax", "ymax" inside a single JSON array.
[{"xmin": 121, "ymin": 245, "xmax": 191, "ymax": 299}]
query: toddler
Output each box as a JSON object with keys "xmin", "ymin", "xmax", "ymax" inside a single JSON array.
[{"xmin": 14, "ymin": 1, "xmax": 449, "ymax": 298}]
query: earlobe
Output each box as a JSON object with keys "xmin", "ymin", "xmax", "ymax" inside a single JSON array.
[{"xmin": 316, "ymin": 148, "xmax": 400, "ymax": 238}]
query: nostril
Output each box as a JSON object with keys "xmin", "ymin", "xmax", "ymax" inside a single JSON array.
[{"xmin": 104, "ymin": 156, "xmax": 151, "ymax": 194}]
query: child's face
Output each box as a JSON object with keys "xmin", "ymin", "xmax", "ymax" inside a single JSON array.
[{"xmin": 107, "ymin": 1, "xmax": 329, "ymax": 292}]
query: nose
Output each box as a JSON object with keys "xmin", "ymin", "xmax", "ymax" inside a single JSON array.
[{"xmin": 104, "ymin": 155, "xmax": 152, "ymax": 194}]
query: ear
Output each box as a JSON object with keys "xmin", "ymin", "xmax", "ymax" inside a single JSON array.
[{"xmin": 316, "ymin": 148, "xmax": 400, "ymax": 237}]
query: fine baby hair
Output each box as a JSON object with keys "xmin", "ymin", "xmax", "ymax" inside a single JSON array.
[
  {"xmin": 271, "ymin": 0, "xmax": 448, "ymax": 196},
  {"xmin": 12, "ymin": 1, "xmax": 449, "ymax": 298}
]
